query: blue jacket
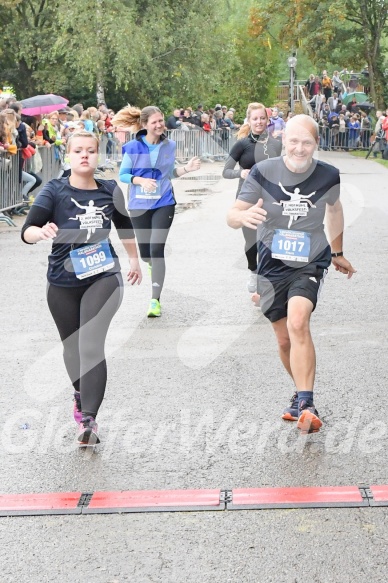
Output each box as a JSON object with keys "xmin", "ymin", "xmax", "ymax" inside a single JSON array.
[{"xmin": 121, "ymin": 130, "xmax": 176, "ymax": 210}]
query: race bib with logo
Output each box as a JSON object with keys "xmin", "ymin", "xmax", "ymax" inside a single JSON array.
[
  {"xmin": 69, "ymin": 240, "xmax": 115, "ymax": 279},
  {"xmin": 271, "ymin": 229, "xmax": 310, "ymax": 263},
  {"xmin": 135, "ymin": 181, "xmax": 161, "ymax": 200}
]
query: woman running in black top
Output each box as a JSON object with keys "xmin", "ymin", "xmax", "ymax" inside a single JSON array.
[
  {"xmin": 22, "ymin": 131, "xmax": 142, "ymax": 446},
  {"xmin": 222, "ymin": 103, "xmax": 282, "ymax": 293}
]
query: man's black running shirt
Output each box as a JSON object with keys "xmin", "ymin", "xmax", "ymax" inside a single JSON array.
[{"xmin": 237, "ymin": 157, "xmax": 340, "ymax": 281}]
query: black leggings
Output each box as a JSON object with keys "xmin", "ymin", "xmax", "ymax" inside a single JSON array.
[
  {"xmin": 47, "ymin": 274, "xmax": 123, "ymax": 418},
  {"xmin": 130, "ymin": 205, "xmax": 175, "ymax": 300},
  {"xmin": 242, "ymin": 226, "xmax": 258, "ymax": 272},
  {"xmin": 28, "ymin": 171, "xmax": 42, "ymax": 193}
]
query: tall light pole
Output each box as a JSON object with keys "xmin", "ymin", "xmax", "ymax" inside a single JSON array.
[{"xmin": 287, "ymin": 55, "xmax": 297, "ymax": 113}]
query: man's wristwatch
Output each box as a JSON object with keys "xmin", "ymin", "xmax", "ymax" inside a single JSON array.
[{"xmin": 331, "ymin": 251, "xmax": 343, "ymax": 257}]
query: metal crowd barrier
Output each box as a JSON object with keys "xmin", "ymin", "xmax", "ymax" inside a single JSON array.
[
  {"xmin": 276, "ymin": 81, "xmax": 366, "ymax": 102},
  {"xmin": 0, "ymin": 128, "xmax": 237, "ymax": 226},
  {"xmin": 0, "ymin": 123, "xmax": 377, "ymax": 228},
  {"xmin": 99, "ymin": 133, "xmax": 124, "ymax": 166},
  {"xmin": 276, "ymin": 84, "xmax": 301, "ymax": 102},
  {"xmin": 168, "ymin": 128, "xmax": 238, "ymax": 161},
  {"xmin": 99, "ymin": 128, "xmax": 238, "ymax": 166},
  {"xmin": 33, "ymin": 146, "xmax": 62, "ymax": 196},
  {"xmin": 318, "ymin": 127, "xmax": 374, "ymax": 151},
  {"xmin": 0, "ymin": 145, "xmax": 62, "ymax": 225},
  {"xmin": 0, "ymin": 151, "xmax": 22, "ymax": 226}
]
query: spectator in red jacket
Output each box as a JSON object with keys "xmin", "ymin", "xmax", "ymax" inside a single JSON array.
[
  {"xmin": 310, "ymin": 76, "xmax": 322, "ymax": 96},
  {"xmin": 201, "ymin": 113, "xmax": 211, "ymax": 132},
  {"xmin": 381, "ymin": 109, "xmax": 388, "ymax": 140}
]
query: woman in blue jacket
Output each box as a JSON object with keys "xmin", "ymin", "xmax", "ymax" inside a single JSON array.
[{"xmin": 114, "ymin": 105, "xmax": 201, "ymax": 317}]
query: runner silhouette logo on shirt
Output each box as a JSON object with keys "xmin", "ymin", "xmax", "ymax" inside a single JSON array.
[
  {"xmin": 274, "ymin": 182, "xmax": 316, "ymax": 228},
  {"xmin": 69, "ymin": 199, "xmax": 109, "ymax": 241}
]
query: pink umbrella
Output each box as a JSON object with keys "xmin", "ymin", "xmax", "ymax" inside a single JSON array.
[{"xmin": 21, "ymin": 94, "xmax": 69, "ymax": 116}]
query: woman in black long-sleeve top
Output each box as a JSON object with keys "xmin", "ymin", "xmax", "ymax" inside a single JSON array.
[
  {"xmin": 222, "ymin": 102, "xmax": 282, "ymax": 293},
  {"xmin": 22, "ymin": 131, "xmax": 142, "ymax": 446}
]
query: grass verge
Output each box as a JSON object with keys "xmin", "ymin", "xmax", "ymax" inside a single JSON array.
[{"xmin": 349, "ymin": 150, "xmax": 388, "ymax": 168}]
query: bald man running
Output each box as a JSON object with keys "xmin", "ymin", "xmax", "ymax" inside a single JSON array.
[{"xmin": 227, "ymin": 114, "xmax": 356, "ymax": 434}]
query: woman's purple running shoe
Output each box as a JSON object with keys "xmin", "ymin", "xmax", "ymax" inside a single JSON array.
[{"xmin": 78, "ymin": 416, "xmax": 100, "ymax": 446}]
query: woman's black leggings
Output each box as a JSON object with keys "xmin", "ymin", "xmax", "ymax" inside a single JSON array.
[
  {"xmin": 242, "ymin": 226, "xmax": 258, "ymax": 272},
  {"xmin": 28, "ymin": 171, "xmax": 42, "ymax": 193},
  {"xmin": 130, "ymin": 205, "xmax": 175, "ymax": 300},
  {"xmin": 47, "ymin": 274, "xmax": 123, "ymax": 418}
]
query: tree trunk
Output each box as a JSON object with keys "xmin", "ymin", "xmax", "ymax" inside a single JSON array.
[
  {"xmin": 96, "ymin": 77, "xmax": 106, "ymax": 105},
  {"xmin": 359, "ymin": 0, "xmax": 386, "ymax": 107},
  {"xmin": 365, "ymin": 46, "xmax": 385, "ymax": 108},
  {"xmin": 95, "ymin": 0, "xmax": 105, "ymax": 105},
  {"xmin": 18, "ymin": 58, "xmax": 37, "ymax": 98},
  {"xmin": 366, "ymin": 56, "xmax": 378, "ymax": 106}
]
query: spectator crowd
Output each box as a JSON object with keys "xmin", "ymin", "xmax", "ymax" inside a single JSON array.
[
  {"xmin": 303, "ymin": 68, "xmax": 385, "ymax": 153},
  {"xmin": 0, "ymin": 83, "xmax": 386, "ymax": 221}
]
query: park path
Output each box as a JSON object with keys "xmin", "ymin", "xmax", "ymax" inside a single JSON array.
[{"xmin": 0, "ymin": 152, "xmax": 387, "ymax": 582}]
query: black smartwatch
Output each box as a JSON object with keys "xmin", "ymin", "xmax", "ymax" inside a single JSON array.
[{"xmin": 331, "ymin": 251, "xmax": 343, "ymax": 257}]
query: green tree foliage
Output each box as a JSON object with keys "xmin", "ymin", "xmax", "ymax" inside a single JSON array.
[
  {"xmin": 211, "ymin": 0, "xmax": 281, "ymax": 115},
  {"xmin": 0, "ymin": 0, "xmax": 281, "ymax": 114},
  {"xmin": 255, "ymin": 0, "xmax": 388, "ymax": 107},
  {"xmin": 0, "ymin": 0, "xmax": 60, "ymax": 96}
]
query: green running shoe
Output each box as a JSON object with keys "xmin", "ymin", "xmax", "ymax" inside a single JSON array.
[{"xmin": 147, "ymin": 299, "xmax": 161, "ymax": 317}]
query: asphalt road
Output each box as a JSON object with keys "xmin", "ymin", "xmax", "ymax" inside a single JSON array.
[{"xmin": 0, "ymin": 151, "xmax": 387, "ymax": 582}]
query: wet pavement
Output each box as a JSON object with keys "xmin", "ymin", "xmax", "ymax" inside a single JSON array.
[{"xmin": 0, "ymin": 153, "xmax": 387, "ymax": 582}]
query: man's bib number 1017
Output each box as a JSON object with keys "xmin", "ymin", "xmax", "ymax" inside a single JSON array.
[
  {"xmin": 70, "ymin": 240, "xmax": 115, "ymax": 279},
  {"xmin": 271, "ymin": 229, "xmax": 310, "ymax": 263}
]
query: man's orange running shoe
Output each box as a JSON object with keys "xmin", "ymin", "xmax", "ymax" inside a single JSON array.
[
  {"xmin": 297, "ymin": 406, "xmax": 322, "ymax": 434},
  {"xmin": 282, "ymin": 391, "xmax": 299, "ymax": 421}
]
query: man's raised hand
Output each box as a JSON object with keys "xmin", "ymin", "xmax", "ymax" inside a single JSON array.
[{"xmin": 241, "ymin": 198, "xmax": 267, "ymax": 229}]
